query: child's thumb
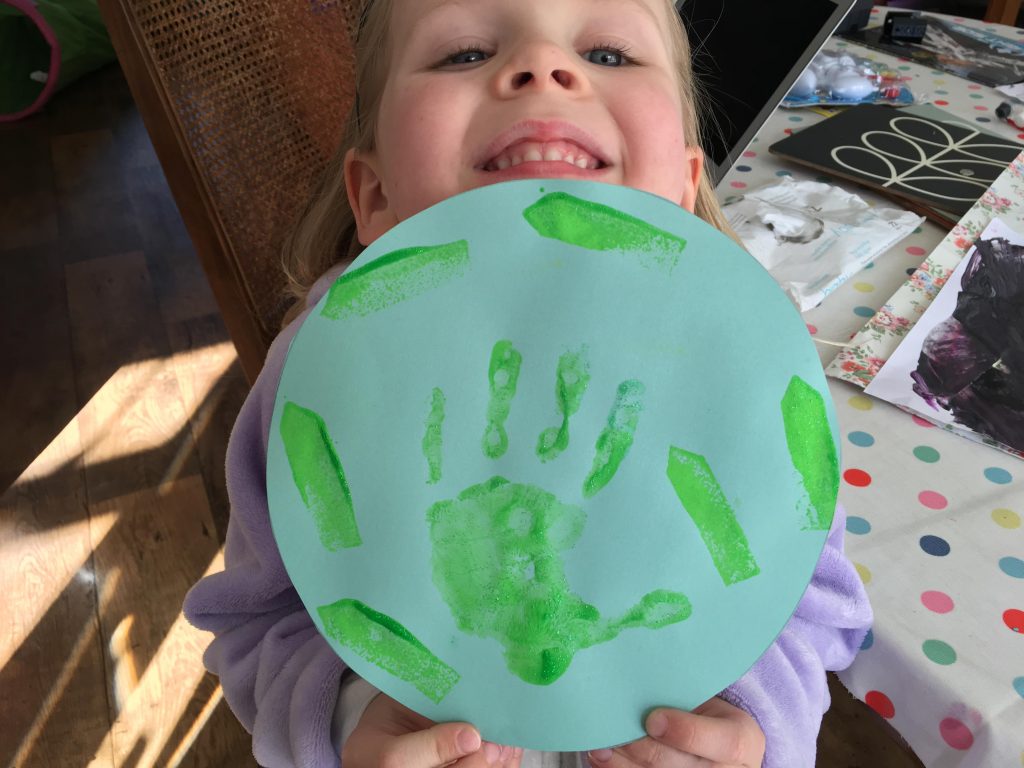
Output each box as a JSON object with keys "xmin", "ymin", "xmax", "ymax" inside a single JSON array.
[{"xmin": 382, "ymin": 722, "xmax": 482, "ymax": 767}]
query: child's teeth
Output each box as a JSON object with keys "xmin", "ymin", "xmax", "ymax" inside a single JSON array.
[{"xmin": 487, "ymin": 141, "xmax": 603, "ymax": 170}]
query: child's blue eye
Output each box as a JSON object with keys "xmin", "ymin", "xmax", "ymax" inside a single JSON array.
[
  {"xmin": 445, "ymin": 48, "xmax": 489, "ymax": 66},
  {"xmin": 585, "ymin": 46, "xmax": 631, "ymax": 66}
]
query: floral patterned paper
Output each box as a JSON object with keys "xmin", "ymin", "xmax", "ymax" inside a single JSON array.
[{"xmin": 825, "ymin": 151, "xmax": 1024, "ymax": 386}]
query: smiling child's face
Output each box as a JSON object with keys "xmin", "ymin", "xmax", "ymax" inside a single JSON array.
[{"xmin": 345, "ymin": 0, "xmax": 703, "ymax": 245}]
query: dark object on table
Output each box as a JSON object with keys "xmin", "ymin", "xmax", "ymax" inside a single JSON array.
[
  {"xmin": 769, "ymin": 104, "xmax": 1023, "ymax": 223},
  {"xmin": 834, "ymin": 0, "xmax": 875, "ymax": 34},
  {"xmin": 841, "ymin": 13, "xmax": 1024, "ymax": 87},
  {"xmin": 997, "ymin": 100, "xmax": 1024, "ymax": 130},
  {"xmin": 675, "ymin": 0, "xmax": 858, "ymax": 183},
  {"xmin": 882, "ymin": 12, "xmax": 928, "ymax": 43},
  {"xmin": 911, "ymin": 236, "xmax": 1024, "ymax": 453}
]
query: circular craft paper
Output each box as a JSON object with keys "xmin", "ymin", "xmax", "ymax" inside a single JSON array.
[{"xmin": 267, "ymin": 180, "xmax": 840, "ymax": 751}]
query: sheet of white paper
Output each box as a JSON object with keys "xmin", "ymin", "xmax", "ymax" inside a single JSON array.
[
  {"xmin": 865, "ymin": 218, "xmax": 1024, "ymax": 436},
  {"xmin": 997, "ymin": 82, "xmax": 1024, "ymax": 102}
]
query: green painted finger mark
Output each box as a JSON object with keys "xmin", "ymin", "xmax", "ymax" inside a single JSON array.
[
  {"xmin": 583, "ymin": 380, "xmax": 644, "ymax": 498},
  {"xmin": 523, "ymin": 192, "xmax": 687, "ymax": 272},
  {"xmin": 427, "ymin": 476, "xmax": 690, "ymax": 686},
  {"xmin": 614, "ymin": 589, "xmax": 692, "ymax": 631},
  {"xmin": 422, "ymin": 387, "xmax": 446, "ymax": 484},
  {"xmin": 666, "ymin": 447, "xmax": 760, "ymax": 585},
  {"xmin": 321, "ymin": 239, "xmax": 469, "ymax": 319},
  {"xmin": 317, "ymin": 598, "xmax": 459, "ymax": 703},
  {"xmin": 482, "ymin": 340, "xmax": 522, "ymax": 459},
  {"xmin": 781, "ymin": 376, "xmax": 839, "ymax": 531},
  {"xmin": 280, "ymin": 402, "xmax": 361, "ymax": 550},
  {"xmin": 536, "ymin": 347, "xmax": 591, "ymax": 463}
]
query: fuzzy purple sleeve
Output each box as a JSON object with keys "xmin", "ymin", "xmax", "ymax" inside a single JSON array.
[
  {"xmin": 183, "ymin": 271, "xmax": 350, "ymax": 768},
  {"xmin": 719, "ymin": 502, "xmax": 873, "ymax": 767}
]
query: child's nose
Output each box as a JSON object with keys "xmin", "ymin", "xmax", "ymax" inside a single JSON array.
[{"xmin": 494, "ymin": 43, "xmax": 587, "ymax": 97}]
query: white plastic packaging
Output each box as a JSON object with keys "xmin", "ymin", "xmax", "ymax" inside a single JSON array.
[{"xmin": 724, "ymin": 178, "xmax": 924, "ymax": 311}]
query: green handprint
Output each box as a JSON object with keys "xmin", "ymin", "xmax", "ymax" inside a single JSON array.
[{"xmin": 424, "ymin": 341, "xmax": 692, "ymax": 686}]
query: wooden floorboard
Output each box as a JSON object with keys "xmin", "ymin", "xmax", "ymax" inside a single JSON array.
[
  {"xmin": 51, "ymin": 129, "xmax": 144, "ymax": 265},
  {"xmin": 0, "ymin": 417, "xmax": 114, "ymax": 768},
  {"xmin": 0, "ymin": 243, "xmax": 79, "ymax": 491},
  {"xmin": 0, "ymin": 121, "xmax": 58, "ymax": 250},
  {"xmin": 1, "ymin": 64, "xmax": 254, "ymax": 768}
]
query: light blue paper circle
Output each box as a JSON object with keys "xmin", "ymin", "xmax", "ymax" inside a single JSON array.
[{"xmin": 267, "ymin": 180, "xmax": 840, "ymax": 751}]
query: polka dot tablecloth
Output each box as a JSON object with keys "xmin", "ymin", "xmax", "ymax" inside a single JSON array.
[{"xmin": 717, "ymin": 10, "xmax": 1024, "ymax": 767}]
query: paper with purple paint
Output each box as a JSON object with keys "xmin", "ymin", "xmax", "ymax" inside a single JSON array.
[{"xmin": 866, "ymin": 218, "xmax": 1024, "ymax": 458}]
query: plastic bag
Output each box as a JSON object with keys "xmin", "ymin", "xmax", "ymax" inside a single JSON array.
[
  {"xmin": 782, "ymin": 49, "xmax": 916, "ymax": 108},
  {"xmin": 724, "ymin": 178, "xmax": 924, "ymax": 311}
]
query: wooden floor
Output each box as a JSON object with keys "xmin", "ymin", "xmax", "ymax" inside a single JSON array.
[
  {"xmin": 0, "ymin": 65, "xmax": 255, "ymax": 768},
  {"xmin": 0, "ymin": 64, "xmax": 924, "ymax": 768}
]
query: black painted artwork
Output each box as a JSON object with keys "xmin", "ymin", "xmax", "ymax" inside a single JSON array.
[
  {"xmin": 911, "ymin": 237, "xmax": 1024, "ymax": 453},
  {"xmin": 770, "ymin": 105, "xmax": 1023, "ymax": 219}
]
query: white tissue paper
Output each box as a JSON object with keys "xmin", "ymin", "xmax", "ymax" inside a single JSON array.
[{"xmin": 724, "ymin": 178, "xmax": 924, "ymax": 311}]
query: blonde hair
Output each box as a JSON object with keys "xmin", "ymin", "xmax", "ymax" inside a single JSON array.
[{"xmin": 282, "ymin": 0, "xmax": 734, "ymax": 325}]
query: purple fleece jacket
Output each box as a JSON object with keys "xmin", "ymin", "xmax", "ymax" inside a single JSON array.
[{"xmin": 184, "ymin": 264, "xmax": 873, "ymax": 768}]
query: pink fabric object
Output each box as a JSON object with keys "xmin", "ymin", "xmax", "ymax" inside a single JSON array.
[{"xmin": 0, "ymin": 0, "xmax": 61, "ymax": 122}]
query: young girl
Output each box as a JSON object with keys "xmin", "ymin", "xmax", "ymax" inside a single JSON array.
[{"xmin": 184, "ymin": 0, "xmax": 873, "ymax": 766}]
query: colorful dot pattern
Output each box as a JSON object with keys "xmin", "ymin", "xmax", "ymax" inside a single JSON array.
[
  {"xmin": 834, "ymin": 397, "xmax": 1023, "ymax": 765},
  {"xmin": 716, "ymin": 14, "xmax": 1024, "ymax": 764}
]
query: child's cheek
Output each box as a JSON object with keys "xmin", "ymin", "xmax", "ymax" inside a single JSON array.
[{"xmin": 615, "ymin": 83, "xmax": 689, "ymax": 200}]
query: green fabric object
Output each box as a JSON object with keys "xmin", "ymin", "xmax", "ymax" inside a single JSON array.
[{"xmin": 0, "ymin": 0, "xmax": 115, "ymax": 119}]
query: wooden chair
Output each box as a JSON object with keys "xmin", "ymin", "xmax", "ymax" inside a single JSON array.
[
  {"xmin": 985, "ymin": 0, "xmax": 1022, "ymax": 24},
  {"xmin": 97, "ymin": 0, "xmax": 360, "ymax": 382}
]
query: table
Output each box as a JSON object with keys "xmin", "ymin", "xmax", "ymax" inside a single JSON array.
[{"xmin": 716, "ymin": 8, "xmax": 1024, "ymax": 766}]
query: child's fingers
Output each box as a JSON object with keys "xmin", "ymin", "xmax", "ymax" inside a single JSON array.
[
  {"xmin": 586, "ymin": 742, "xmax": 711, "ymax": 768},
  {"xmin": 450, "ymin": 742, "xmax": 524, "ymax": 768},
  {"xmin": 377, "ymin": 721, "xmax": 482, "ymax": 767},
  {"xmin": 643, "ymin": 706, "xmax": 764, "ymax": 766}
]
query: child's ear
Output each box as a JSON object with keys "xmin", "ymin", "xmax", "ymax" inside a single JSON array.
[
  {"xmin": 680, "ymin": 147, "xmax": 704, "ymax": 213},
  {"xmin": 344, "ymin": 148, "xmax": 399, "ymax": 245}
]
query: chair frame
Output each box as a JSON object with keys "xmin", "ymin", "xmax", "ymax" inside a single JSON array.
[{"xmin": 98, "ymin": 0, "xmax": 271, "ymax": 383}]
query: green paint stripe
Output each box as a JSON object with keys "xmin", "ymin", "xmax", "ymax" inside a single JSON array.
[
  {"xmin": 280, "ymin": 402, "xmax": 362, "ymax": 550},
  {"xmin": 583, "ymin": 380, "xmax": 644, "ymax": 498},
  {"xmin": 422, "ymin": 387, "xmax": 446, "ymax": 484},
  {"xmin": 321, "ymin": 240, "xmax": 469, "ymax": 319},
  {"xmin": 537, "ymin": 347, "xmax": 591, "ymax": 463},
  {"xmin": 318, "ymin": 599, "xmax": 460, "ymax": 703},
  {"xmin": 482, "ymin": 340, "xmax": 522, "ymax": 459},
  {"xmin": 666, "ymin": 446, "xmax": 760, "ymax": 585},
  {"xmin": 523, "ymin": 192, "xmax": 686, "ymax": 271},
  {"xmin": 781, "ymin": 376, "xmax": 838, "ymax": 531}
]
